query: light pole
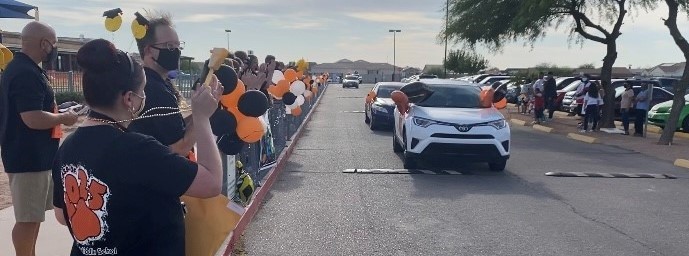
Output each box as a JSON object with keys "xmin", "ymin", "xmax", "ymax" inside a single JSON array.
[
  {"xmin": 444, "ymin": 0, "xmax": 449, "ymax": 78},
  {"xmin": 224, "ymin": 29, "xmax": 231, "ymax": 50},
  {"xmin": 389, "ymin": 29, "xmax": 401, "ymax": 82}
]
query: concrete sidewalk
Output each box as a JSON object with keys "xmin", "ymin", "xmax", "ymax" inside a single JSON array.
[{"xmin": 0, "ymin": 207, "xmax": 73, "ymax": 255}]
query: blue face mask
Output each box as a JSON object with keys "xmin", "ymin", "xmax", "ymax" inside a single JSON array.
[{"xmin": 167, "ymin": 70, "xmax": 179, "ymax": 80}]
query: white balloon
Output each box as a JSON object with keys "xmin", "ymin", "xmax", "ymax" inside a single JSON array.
[
  {"xmin": 304, "ymin": 90, "xmax": 313, "ymax": 98},
  {"xmin": 296, "ymin": 95, "xmax": 305, "ymax": 106},
  {"xmin": 288, "ymin": 102, "xmax": 300, "ymax": 109},
  {"xmin": 272, "ymin": 71, "xmax": 285, "ymax": 84},
  {"xmin": 285, "ymin": 105, "xmax": 292, "ymax": 114},
  {"xmin": 290, "ymin": 81, "xmax": 306, "ymax": 95},
  {"xmin": 259, "ymin": 117, "xmax": 268, "ymax": 133}
]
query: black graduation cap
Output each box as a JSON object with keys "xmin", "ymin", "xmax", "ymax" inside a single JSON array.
[
  {"xmin": 134, "ymin": 12, "xmax": 150, "ymax": 26},
  {"xmin": 102, "ymin": 8, "xmax": 122, "ymax": 18}
]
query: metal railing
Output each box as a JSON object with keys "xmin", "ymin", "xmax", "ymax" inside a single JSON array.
[{"xmin": 48, "ymin": 70, "xmax": 328, "ymax": 201}]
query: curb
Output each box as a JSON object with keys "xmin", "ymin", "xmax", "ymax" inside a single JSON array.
[
  {"xmin": 510, "ymin": 119, "xmax": 527, "ymax": 126},
  {"xmin": 532, "ymin": 124, "xmax": 553, "ymax": 133},
  {"xmin": 648, "ymin": 126, "xmax": 662, "ymax": 134},
  {"xmin": 675, "ymin": 132, "xmax": 689, "ymax": 139},
  {"xmin": 221, "ymin": 85, "xmax": 329, "ymax": 256},
  {"xmin": 674, "ymin": 159, "xmax": 689, "ymax": 169},
  {"xmin": 567, "ymin": 133, "xmax": 598, "ymax": 144}
]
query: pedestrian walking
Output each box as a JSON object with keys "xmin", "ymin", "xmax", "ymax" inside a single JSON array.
[
  {"xmin": 543, "ymin": 72, "xmax": 557, "ymax": 120},
  {"xmin": 0, "ymin": 21, "xmax": 78, "ymax": 256},
  {"xmin": 634, "ymin": 83, "xmax": 651, "ymax": 137},
  {"xmin": 533, "ymin": 88, "xmax": 545, "ymax": 124},
  {"xmin": 620, "ymin": 82, "xmax": 634, "ymax": 135},
  {"xmin": 581, "ymin": 83, "xmax": 603, "ymax": 133}
]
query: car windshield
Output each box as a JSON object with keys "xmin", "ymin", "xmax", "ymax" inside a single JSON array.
[
  {"xmin": 416, "ymin": 85, "xmax": 482, "ymax": 108},
  {"xmin": 376, "ymin": 86, "xmax": 402, "ymax": 98},
  {"xmin": 345, "ymin": 76, "xmax": 358, "ymax": 80}
]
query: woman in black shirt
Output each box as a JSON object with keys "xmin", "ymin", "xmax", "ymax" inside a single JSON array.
[{"xmin": 51, "ymin": 39, "xmax": 223, "ymax": 255}]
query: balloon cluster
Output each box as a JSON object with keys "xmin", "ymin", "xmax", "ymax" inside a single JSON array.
[
  {"xmin": 210, "ymin": 65, "xmax": 270, "ymax": 155},
  {"xmin": 0, "ymin": 43, "xmax": 13, "ymax": 71},
  {"xmin": 266, "ymin": 69, "xmax": 326, "ymax": 116}
]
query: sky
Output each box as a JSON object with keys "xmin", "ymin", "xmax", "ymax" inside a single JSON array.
[{"xmin": 2, "ymin": 0, "xmax": 689, "ymax": 70}]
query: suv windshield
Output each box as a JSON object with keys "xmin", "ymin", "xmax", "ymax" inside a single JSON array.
[
  {"xmin": 344, "ymin": 76, "xmax": 358, "ymax": 80},
  {"xmin": 416, "ymin": 85, "xmax": 483, "ymax": 108}
]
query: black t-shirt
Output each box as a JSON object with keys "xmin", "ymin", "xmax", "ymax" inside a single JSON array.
[
  {"xmin": 52, "ymin": 125, "xmax": 198, "ymax": 256},
  {"xmin": 0, "ymin": 52, "xmax": 59, "ymax": 173},
  {"xmin": 544, "ymin": 78, "xmax": 557, "ymax": 98},
  {"xmin": 129, "ymin": 68, "xmax": 186, "ymax": 146}
]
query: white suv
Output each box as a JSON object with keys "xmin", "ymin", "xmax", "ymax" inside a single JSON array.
[{"xmin": 393, "ymin": 81, "xmax": 510, "ymax": 171}]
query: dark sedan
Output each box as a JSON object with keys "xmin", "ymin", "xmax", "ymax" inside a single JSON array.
[{"xmin": 365, "ymin": 82, "xmax": 405, "ymax": 130}]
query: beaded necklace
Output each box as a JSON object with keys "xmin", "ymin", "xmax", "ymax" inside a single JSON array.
[{"xmin": 85, "ymin": 106, "xmax": 192, "ymax": 131}]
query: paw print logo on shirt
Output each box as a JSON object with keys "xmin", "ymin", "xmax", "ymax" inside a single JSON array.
[{"xmin": 61, "ymin": 165, "xmax": 110, "ymax": 244}]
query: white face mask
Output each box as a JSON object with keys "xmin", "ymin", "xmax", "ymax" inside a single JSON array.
[{"xmin": 582, "ymin": 78, "xmax": 588, "ymax": 82}]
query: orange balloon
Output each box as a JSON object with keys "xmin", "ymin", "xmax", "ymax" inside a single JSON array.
[
  {"xmin": 284, "ymin": 69, "xmax": 298, "ymax": 82},
  {"xmin": 276, "ymin": 80, "xmax": 291, "ymax": 95},
  {"xmin": 391, "ymin": 90, "xmax": 409, "ymax": 114},
  {"xmin": 291, "ymin": 106, "xmax": 302, "ymax": 116},
  {"xmin": 227, "ymin": 106, "xmax": 247, "ymax": 122},
  {"xmin": 296, "ymin": 71, "xmax": 304, "ymax": 79},
  {"xmin": 266, "ymin": 85, "xmax": 282, "ymax": 99},
  {"xmin": 236, "ymin": 118, "xmax": 264, "ymax": 143},
  {"xmin": 479, "ymin": 86, "xmax": 495, "ymax": 108},
  {"xmin": 495, "ymin": 98, "xmax": 507, "ymax": 109},
  {"xmin": 366, "ymin": 91, "xmax": 377, "ymax": 104},
  {"xmin": 220, "ymin": 81, "xmax": 246, "ymax": 108}
]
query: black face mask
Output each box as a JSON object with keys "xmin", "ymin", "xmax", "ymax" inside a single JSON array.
[
  {"xmin": 152, "ymin": 47, "xmax": 181, "ymax": 71},
  {"xmin": 43, "ymin": 40, "xmax": 58, "ymax": 67}
]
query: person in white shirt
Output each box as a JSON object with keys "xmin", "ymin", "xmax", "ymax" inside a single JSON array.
[
  {"xmin": 533, "ymin": 72, "xmax": 545, "ymax": 93},
  {"xmin": 574, "ymin": 74, "xmax": 592, "ymax": 118},
  {"xmin": 581, "ymin": 82, "xmax": 603, "ymax": 132}
]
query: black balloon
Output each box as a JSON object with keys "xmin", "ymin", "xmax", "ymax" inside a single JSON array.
[
  {"xmin": 282, "ymin": 92, "xmax": 297, "ymax": 106},
  {"xmin": 237, "ymin": 90, "xmax": 269, "ymax": 117},
  {"xmin": 210, "ymin": 108, "xmax": 237, "ymax": 136},
  {"xmin": 493, "ymin": 89, "xmax": 507, "ymax": 103},
  {"xmin": 400, "ymin": 81, "xmax": 433, "ymax": 104},
  {"xmin": 215, "ymin": 64, "xmax": 238, "ymax": 95},
  {"xmin": 216, "ymin": 132, "xmax": 245, "ymax": 155}
]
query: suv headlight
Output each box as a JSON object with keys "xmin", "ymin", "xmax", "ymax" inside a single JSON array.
[
  {"xmin": 372, "ymin": 104, "xmax": 389, "ymax": 113},
  {"xmin": 488, "ymin": 119, "xmax": 507, "ymax": 130},
  {"xmin": 413, "ymin": 117, "xmax": 438, "ymax": 128}
]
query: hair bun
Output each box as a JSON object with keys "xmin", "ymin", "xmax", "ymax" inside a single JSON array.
[{"xmin": 77, "ymin": 38, "xmax": 119, "ymax": 73}]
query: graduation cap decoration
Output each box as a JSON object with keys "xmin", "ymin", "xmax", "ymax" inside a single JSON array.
[
  {"xmin": 131, "ymin": 12, "xmax": 149, "ymax": 39},
  {"xmin": 103, "ymin": 8, "xmax": 123, "ymax": 32},
  {"xmin": 0, "ymin": 43, "xmax": 13, "ymax": 71}
]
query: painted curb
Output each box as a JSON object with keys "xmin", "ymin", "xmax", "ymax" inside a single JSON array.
[
  {"xmin": 674, "ymin": 159, "xmax": 689, "ymax": 169},
  {"xmin": 532, "ymin": 124, "xmax": 554, "ymax": 133},
  {"xmin": 674, "ymin": 132, "xmax": 689, "ymax": 139},
  {"xmin": 510, "ymin": 119, "xmax": 527, "ymax": 126},
  {"xmin": 567, "ymin": 133, "xmax": 598, "ymax": 144},
  {"xmin": 221, "ymin": 85, "xmax": 329, "ymax": 256}
]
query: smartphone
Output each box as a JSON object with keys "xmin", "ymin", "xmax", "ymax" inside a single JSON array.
[{"xmin": 193, "ymin": 59, "xmax": 211, "ymax": 91}]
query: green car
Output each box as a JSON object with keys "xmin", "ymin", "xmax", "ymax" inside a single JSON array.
[{"xmin": 647, "ymin": 94, "xmax": 689, "ymax": 131}]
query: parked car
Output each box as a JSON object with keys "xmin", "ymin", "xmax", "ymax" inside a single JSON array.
[
  {"xmin": 562, "ymin": 79, "xmax": 666, "ymax": 114},
  {"xmin": 613, "ymin": 85, "xmax": 673, "ymax": 119},
  {"xmin": 647, "ymin": 94, "xmax": 689, "ymax": 131},
  {"xmin": 653, "ymin": 77, "xmax": 680, "ymax": 91},
  {"xmin": 342, "ymin": 75, "xmax": 360, "ymax": 88},
  {"xmin": 472, "ymin": 74, "xmax": 492, "ymax": 83},
  {"xmin": 555, "ymin": 77, "xmax": 579, "ymax": 90},
  {"xmin": 419, "ymin": 74, "xmax": 439, "ymax": 79},
  {"xmin": 365, "ymin": 82, "xmax": 405, "ymax": 130},
  {"xmin": 393, "ymin": 80, "xmax": 510, "ymax": 171},
  {"xmin": 557, "ymin": 80, "xmax": 592, "ymax": 111},
  {"xmin": 478, "ymin": 76, "xmax": 513, "ymax": 85}
]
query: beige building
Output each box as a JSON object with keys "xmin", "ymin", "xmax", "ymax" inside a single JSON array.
[{"xmin": 310, "ymin": 59, "xmax": 404, "ymax": 83}]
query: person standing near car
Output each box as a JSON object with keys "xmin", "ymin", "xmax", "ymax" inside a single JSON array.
[
  {"xmin": 634, "ymin": 83, "xmax": 651, "ymax": 137},
  {"xmin": 620, "ymin": 82, "xmax": 634, "ymax": 135},
  {"xmin": 581, "ymin": 83, "xmax": 603, "ymax": 133},
  {"xmin": 0, "ymin": 21, "xmax": 79, "ymax": 256},
  {"xmin": 543, "ymin": 72, "xmax": 557, "ymax": 120}
]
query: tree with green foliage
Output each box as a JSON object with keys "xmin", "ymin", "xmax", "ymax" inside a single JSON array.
[
  {"xmin": 441, "ymin": 0, "xmax": 656, "ymax": 128},
  {"xmin": 658, "ymin": 0, "xmax": 689, "ymax": 145},
  {"xmin": 444, "ymin": 49, "xmax": 489, "ymax": 74}
]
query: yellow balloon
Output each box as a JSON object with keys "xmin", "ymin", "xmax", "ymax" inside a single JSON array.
[
  {"xmin": 131, "ymin": 20, "xmax": 147, "ymax": 39},
  {"xmin": 105, "ymin": 15, "xmax": 123, "ymax": 32},
  {"xmin": 0, "ymin": 43, "xmax": 13, "ymax": 70}
]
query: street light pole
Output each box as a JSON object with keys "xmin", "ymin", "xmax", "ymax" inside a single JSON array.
[
  {"xmin": 224, "ymin": 29, "xmax": 231, "ymax": 50},
  {"xmin": 389, "ymin": 29, "xmax": 401, "ymax": 82},
  {"xmin": 444, "ymin": 0, "xmax": 449, "ymax": 78}
]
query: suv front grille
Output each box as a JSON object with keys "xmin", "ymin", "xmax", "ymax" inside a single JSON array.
[{"xmin": 430, "ymin": 134, "xmax": 494, "ymax": 139}]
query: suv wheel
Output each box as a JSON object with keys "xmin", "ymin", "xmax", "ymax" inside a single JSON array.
[
  {"xmin": 488, "ymin": 159, "xmax": 507, "ymax": 172},
  {"xmin": 369, "ymin": 115, "xmax": 378, "ymax": 130},
  {"xmin": 364, "ymin": 111, "xmax": 370, "ymax": 124},
  {"xmin": 393, "ymin": 134, "xmax": 403, "ymax": 153},
  {"xmin": 403, "ymin": 155, "xmax": 418, "ymax": 169}
]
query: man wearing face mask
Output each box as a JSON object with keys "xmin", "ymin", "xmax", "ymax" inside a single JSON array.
[
  {"xmin": 0, "ymin": 21, "xmax": 78, "ymax": 256},
  {"xmin": 129, "ymin": 13, "xmax": 195, "ymax": 157}
]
